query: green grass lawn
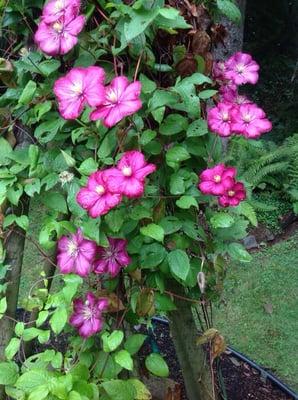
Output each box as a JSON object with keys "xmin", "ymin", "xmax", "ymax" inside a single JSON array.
[{"xmin": 214, "ymin": 233, "xmax": 298, "ymax": 390}]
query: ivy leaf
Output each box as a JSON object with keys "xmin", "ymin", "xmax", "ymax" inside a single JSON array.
[
  {"xmin": 211, "ymin": 213, "xmax": 234, "ymax": 228},
  {"xmin": 167, "ymin": 249, "xmax": 190, "ymax": 281},
  {"xmin": 140, "ymin": 223, "xmax": 164, "ymax": 242},
  {"xmin": 114, "ymin": 350, "xmax": 134, "ymax": 371},
  {"xmin": 145, "ymin": 354, "xmax": 169, "ymax": 377},
  {"xmin": 216, "ymin": 0, "xmax": 242, "ymax": 23}
]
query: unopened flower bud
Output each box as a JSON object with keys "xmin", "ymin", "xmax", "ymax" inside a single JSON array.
[{"xmin": 197, "ymin": 271, "xmax": 206, "ymax": 294}]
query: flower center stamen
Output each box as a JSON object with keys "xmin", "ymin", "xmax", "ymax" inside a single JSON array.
[
  {"xmin": 228, "ymin": 190, "xmax": 235, "ymax": 197},
  {"xmin": 96, "ymin": 185, "xmax": 105, "ymax": 195},
  {"xmin": 107, "ymin": 89, "xmax": 118, "ymax": 103},
  {"xmin": 53, "ymin": 21, "xmax": 63, "ymax": 33},
  {"xmin": 68, "ymin": 241, "xmax": 78, "ymax": 256},
  {"xmin": 221, "ymin": 112, "xmax": 229, "ymax": 122},
  {"xmin": 236, "ymin": 63, "xmax": 245, "ymax": 74},
  {"xmin": 243, "ymin": 113, "xmax": 252, "ymax": 123},
  {"xmin": 122, "ymin": 166, "xmax": 132, "ymax": 177},
  {"xmin": 214, "ymin": 175, "xmax": 221, "ymax": 183},
  {"xmin": 55, "ymin": 0, "xmax": 64, "ymax": 11}
]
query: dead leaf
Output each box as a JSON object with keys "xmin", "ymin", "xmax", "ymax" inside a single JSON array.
[
  {"xmin": 176, "ymin": 54, "xmax": 198, "ymax": 77},
  {"xmin": 191, "ymin": 30, "xmax": 211, "ymax": 56}
]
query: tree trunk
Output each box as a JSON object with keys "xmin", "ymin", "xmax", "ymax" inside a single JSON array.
[
  {"xmin": 0, "ymin": 126, "xmax": 32, "ymax": 399},
  {"xmin": 169, "ymin": 286, "xmax": 214, "ymax": 400}
]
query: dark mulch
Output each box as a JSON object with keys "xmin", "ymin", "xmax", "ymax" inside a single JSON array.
[{"xmin": 140, "ymin": 321, "xmax": 296, "ymax": 400}]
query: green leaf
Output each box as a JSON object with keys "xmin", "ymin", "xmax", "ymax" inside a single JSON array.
[
  {"xmin": 128, "ymin": 379, "xmax": 151, "ymax": 400},
  {"xmin": 50, "ymin": 307, "xmax": 68, "ymax": 334},
  {"xmin": 22, "ymin": 328, "xmax": 40, "ymax": 342},
  {"xmin": 187, "ymin": 119, "xmax": 208, "ymax": 137},
  {"xmin": 124, "ymin": 8, "xmax": 160, "ymax": 42},
  {"xmin": 34, "ymin": 100, "xmax": 52, "ymax": 121},
  {"xmin": 0, "ymin": 296, "xmax": 7, "ymax": 314},
  {"xmin": 61, "ymin": 150, "xmax": 76, "ymax": 167},
  {"xmin": 124, "ymin": 334, "xmax": 147, "ymax": 355},
  {"xmin": 139, "ymin": 74, "xmax": 156, "ymax": 93},
  {"xmin": 176, "ymin": 195, "xmax": 198, "ymax": 209},
  {"xmin": 199, "ymin": 89, "xmax": 217, "ymax": 99},
  {"xmin": 78, "ymin": 158, "xmax": 98, "ymax": 175},
  {"xmin": 39, "ymin": 59, "xmax": 60, "ymax": 76},
  {"xmin": 167, "ymin": 249, "xmax": 190, "ymax": 281},
  {"xmin": 210, "ymin": 213, "xmax": 234, "ymax": 228},
  {"xmin": 235, "ymin": 201, "xmax": 258, "ymax": 227},
  {"xmin": 5, "ymin": 338, "xmax": 21, "ymax": 360},
  {"xmin": 7, "ymin": 184, "xmax": 23, "ymax": 206},
  {"xmin": 0, "ymin": 137, "xmax": 12, "ymax": 164},
  {"xmin": 216, "ymin": 0, "xmax": 242, "ymax": 22},
  {"xmin": 114, "ymin": 350, "xmax": 133, "ymax": 371},
  {"xmin": 102, "ymin": 330, "xmax": 124, "ymax": 352},
  {"xmin": 139, "ymin": 129, "xmax": 157, "ymax": 146},
  {"xmin": 15, "ymin": 322, "xmax": 25, "ymax": 336},
  {"xmin": 41, "ymin": 192, "xmax": 68, "ymax": 214},
  {"xmin": 227, "ymin": 242, "xmax": 252, "ymax": 263},
  {"xmin": 0, "ymin": 362, "xmax": 19, "ymax": 385},
  {"xmin": 170, "ymin": 174, "xmax": 185, "ymax": 195},
  {"xmin": 18, "ymin": 80, "xmax": 36, "ymax": 105},
  {"xmin": 166, "ymin": 145, "xmax": 190, "ymax": 168},
  {"xmin": 15, "ymin": 215, "xmax": 29, "ymax": 231},
  {"xmin": 34, "ymin": 117, "xmax": 65, "ymax": 144},
  {"xmin": 101, "ymin": 380, "xmax": 136, "ymax": 400},
  {"xmin": 159, "ymin": 114, "xmax": 188, "ymax": 135},
  {"xmin": 36, "ymin": 310, "xmax": 49, "ymax": 327},
  {"xmin": 159, "ymin": 216, "xmax": 182, "ymax": 235},
  {"xmin": 155, "ymin": 293, "xmax": 176, "ymax": 311},
  {"xmin": 28, "ymin": 385, "xmax": 49, "ymax": 400},
  {"xmin": 140, "ymin": 223, "xmax": 164, "ymax": 242},
  {"xmin": 145, "ymin": 354, "xmax": 169, "ymax": 377}
]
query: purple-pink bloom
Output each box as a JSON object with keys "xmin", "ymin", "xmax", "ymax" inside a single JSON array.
[
  {"xmin": 207, "ymin": 102, "xmax": 235, "ymax": 137},
  {"xmin": 42, "ymin": 0, "xmax": 80, "ymax": 23},
  {"xmin": 225, "ymin": 52, "xmax": 259, "ymax": 85},
  {"xmin": 76, "ymin": 171, "xmax": 122, "ymax": 218},
  {"xmin": 218, "ymin": 182, "xmax": 246, "ymax": 207},
  {"xmin": 54, "ymin": 66, "xmax": 105, "ymax": 119},
  {"xmin": 90, "ymin": 76, "xmax": 142, "ymax": 127},
  {"xmin": 34, "ymin": 13, "xmax": 85, "ymax": 56},
  {"xmin": 69, "ymin": 292, "xmax": 108, "ymax": 338},
  {"xmin": 57, "ymin": 229, "xmax": 97, "ymax": 277},
  {"xmin": 212, "ymin": 60, "xmax": 227, "ymax": 81},
  {"xmin": 104, "ymin": 150, "xmax": 156, "ymax": 198},
  {"xmin": 231, "ymin": 103, "xmax": 272, "ymax": 139},
  {"xmin": 198, "ymin": 164, "xmax": 236, "ymax": 196},
  {"xmin": 94, "ymin": 238, "xmax": 131, "ymax": 277},
  {"xmin": 221, "ymin": 88, "xmax": 252, "ymax": 106}
]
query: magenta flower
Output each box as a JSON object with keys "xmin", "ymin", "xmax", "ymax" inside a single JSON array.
[
  {"xmin": 90, "ymin": 76, "xmax": 142, "ymax": 127},
  {"xmin": 69, "ymin": 292, "xmax": 108, "ymax": 338},
  {"xmin": 225, "ymin": 52, "xmax": 259, "ymax": 85},
  {"xmin": 231, "ymin": 103, "xmax": 272, "ymax": 139},
  {"xmin": 54, "ymin": 67, "xmax": 105, "ymax": 119},
  {"xmin": 104, "ymin": 150, "xmax": 156, "ymax": 198},
  {"xmin": 94, "ymin": 238, "xmax": 131, "ymax": 277},
  {"xmin": 42, "ymin": 0, "xmax": 80, "ymax": 23},
  {"xmin": 218, "ymin": 182, "xmax": 246, "ymax": 207},
  {"xmin": 207, "ymin": 102, "xmax": 235, "ymax": 137},
  {"xmin": 198, "ymin": 164, "xmax": 236, "ymax": 196},
  {"xmin": 212, "ymin": 61, "xmax": 227, "ymax": 81},
  {"xmin": 57, "ymin": 229, "xmax": 97, "ymax": 277},
  {"xmin": 76, "ymin": 171, "xmax": 122, "ymax": 218},
  {"xmin": 34, "ymin": 13, "xmax": 85, "ymax": 56}
]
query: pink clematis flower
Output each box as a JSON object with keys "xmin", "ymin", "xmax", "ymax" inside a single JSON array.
[
  {"xmin": 231, "ymin": 103, "xmax": 272, "ymax": 139},
  {"xmin": 198, "ymin": 164, "xmax": 236, "ymax": 196},
  {"xmin": 212, "ymin": 60, "xmax": 227, "ymax": 81},
  {"xmin": 54, "ymin": 66, "xmax": 106, "ymax": 119},
  {"xmin": 57, "ymin": 229, "xmax": 97, "ymax": 277},
  {"xmin": 207, "ymin": 102, "xmax": 235, "ymax": 137},
  {"xmin": 104, "ymin": 150, "xmax": 156, "ymax": 198},
  {"xmin": 42, "ymin": 0, "xmax": 80, "ymax": 23},
  {"xmin": 225, "ymin": 52, "xmax": 259, "ymax": 85},
  {"xmin": 222, "ymin": 89, "xmax": 252, "ymax": 106},
  {"xmin": 94, "ymin": 238, "xmax": 131, "ymax": 277},
  {"xmin": 34, "ymin": 12, "xmax": 85, "ymax": 56},
  {"xmin": 218, "ymin": 182, "xmax": 246, "ymax": 207},
  {"xmin": 90, "ymin": 76, "xmax": 142, "ymax": 127},
  {"xmin": 76, "ymin": 171, "xmax": 122, "ymax": 218},
  {"xmin": 69, "ymin": 292, "xmax": 108, "ymax": 338}
]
